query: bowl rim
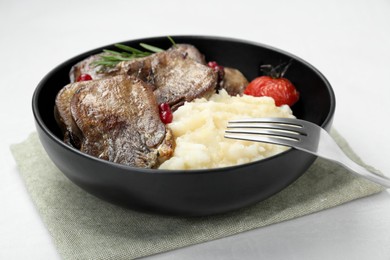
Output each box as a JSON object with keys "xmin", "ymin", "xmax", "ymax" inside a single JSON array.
[{"xmin": 32, "ymin": 35, "xmax": 336, "ymax": 175}]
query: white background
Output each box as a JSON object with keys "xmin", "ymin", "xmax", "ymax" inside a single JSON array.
[{"xmin": 1, "ymin": 0, "xmax": 389, "ymax": 259}]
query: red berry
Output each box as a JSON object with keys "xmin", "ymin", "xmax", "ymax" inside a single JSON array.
[
  {"xmin": 207, "ymin": 61, "xmax": 218, "ymax": 69},
  {"xmin": 159, "ymin": 103, "xmax": 170, "ymax": 112},
  {"xmin": 76, "ymin": 74, "xmax": 92, "ymax": 82},
  {"xmin": 160, "ymin": 111, "xmax": 173, "ymax": 124},
  {"xmin": 207, "ymin": 61, "xmax": 225, "ymax": 85},
  {"xmin": 158, "ymin": 103, "xmax": 173, "ymax": 124}
]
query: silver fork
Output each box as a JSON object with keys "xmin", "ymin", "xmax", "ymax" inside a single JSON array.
[{"xmin": 225, "ymin": 117, "xmax": 390, "ymax": 188}]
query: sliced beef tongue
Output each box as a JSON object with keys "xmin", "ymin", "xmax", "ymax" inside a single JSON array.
[
  {"xmin": 59, "ymin": 43, "xmax": 219, "ymax": 168},
  {"xmin": 55, "ymin": 81, "xmax": 87, "ymax": 148},
  {"xmin": 69, "ymin": 53, "xmax": 119, "ymax": 83},
  {"xmin": 169, "ymin": 44, "xmax": 207, "ymax": 64},
  {"xmin": 119, "ymin": 48, "xmax": 217, "ymax": 110},
  {"xmin": 69, "ymin": 44, "xmax": 207, "ymax": 83},
  {"xmin": 68, "ymin": 44, "xmax": 217, "ymax": 110},
  {"xmin": 221, "ymin": 67, "xmax": 249, "ymax": 96},
  {"xmin": 57, "ymin": 75, "xmax": 173, "ymax": 168}
]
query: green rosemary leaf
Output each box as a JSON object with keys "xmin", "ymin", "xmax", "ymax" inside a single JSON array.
[
  {"xmin": 139, "ymin": 43, "xmax": 164, "ymax": 53},
  {"xmin": 102, "ymin": 49, "xmax": 123, "ymax": 56},
  {"xmin": 167, "ymin": 36, "xmax": 176, "ymax": 46},
  {"xmin": 100, "ymin": 56, "xmax": 130, "ymax": 62},
  {"xmin": 135, "ymin": 52, "xmax": 152, "ymax": 57},
  {"xmin": 119, "ymin": 51, "xmax": 136, "ymax": 58},
  {"xmin": 92, "ymin": 60, "xmax": 118, "ymax": 67},
  {"xmin": 115, "ymin": 43, "xmax": 144, "ymax": 54},
  {"xmin": 98, "ymin": 56, "xmax": 119, "ymax": 61},
  {"xmin": 93, "ymin": 37, "xmax": 175, "ymax": 69}
]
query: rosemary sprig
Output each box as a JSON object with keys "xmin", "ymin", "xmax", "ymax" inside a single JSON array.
[
  {"xmin": 167, "ymin": 36, "xmax": 176, "ymax": 46},
  {"xmin": 93, "ymin": 36, "xmax": 176, "ymax": 68},
  {"xmin": 139, "ymin": 43, "xmax": 164, "ymax": 53}
]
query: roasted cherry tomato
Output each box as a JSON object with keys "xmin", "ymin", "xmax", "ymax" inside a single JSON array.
[
  {"xmin": 244, "ymin": 62, "xmax": 299, "ymax": 106},
  {"xmin": 244, "ymin": 76, "xmax": 299, "ymax": 106}
]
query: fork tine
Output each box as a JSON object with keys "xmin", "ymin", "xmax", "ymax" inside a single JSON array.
[
  {"xmin": 227, "ymin": 122, "xmax": 306, "ymax": 135},
  {"xmin": 228, "ymin": 117, "xmax": 304, "ymax": 126},
  {"xmin": 224, "ymin": 132, "xmax": 299, "ymax": 148},
  {"xmin": 225, "ymin": 128, "xmax": 302, "ymax": 141},
  {"xmin": 226, "ymin": 117, "xmax": 390, "ymax": 188},
  {"xmin": 225, "ymin": 117, "xmax": 308, "ymax": 148},
  {"xmin": 227, "ymin": 117, "xmax": 308, "ymax": 136}
]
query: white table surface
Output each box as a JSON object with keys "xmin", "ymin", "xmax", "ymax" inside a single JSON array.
[{"xmin": 1, "ymin": 0, "xmax": 389, "ymax": 259}]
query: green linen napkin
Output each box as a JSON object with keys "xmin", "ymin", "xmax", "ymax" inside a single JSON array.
[{"xmin": 10, "ymin": 130, "xmax": 384, "ymax": 260}]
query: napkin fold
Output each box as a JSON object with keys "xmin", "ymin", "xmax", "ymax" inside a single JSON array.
[{"xmin": 10, "ymin": 130, "xmax": 384, "ymax": 260}]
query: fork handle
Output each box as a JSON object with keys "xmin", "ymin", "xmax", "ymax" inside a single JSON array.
[
  {"xmin": 336, "ymin": 156, "xmax": 390, "ymax": 188},
  {"xmin": 313, "ymin": 148, "xmax": 390, "ymax": 187},
  {"xmin": 313, "ymin": 134, "xmax": 390, "ymax": 188},
  {"xmin": 307, "ymin": 129, "xmax": 390, "ymax": 188}
]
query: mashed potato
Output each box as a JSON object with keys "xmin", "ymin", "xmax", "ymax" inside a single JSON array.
[{"xmin": 158, "ymin": 90, "xmax": 294, "ymax": 170}]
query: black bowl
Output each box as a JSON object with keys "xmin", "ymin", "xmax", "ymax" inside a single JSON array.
[{"xmin": 32, "ymin": 36, "xmax": 335, "ymax": 216}]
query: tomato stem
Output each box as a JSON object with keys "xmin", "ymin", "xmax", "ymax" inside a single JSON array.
[{"xmin": 260, "ymin": 59, "xmax": 293, "ymax": 78}]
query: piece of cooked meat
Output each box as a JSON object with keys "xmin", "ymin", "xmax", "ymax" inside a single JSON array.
[
  {"xmin": 68, "ymin": 75, "xmax": 174, "ymax": 168},
  {"xmin": 118, "ymin": 49, "xmax": 217, "ymax": 110},
  {"xmin": 169, "ymin": 44, "xmax": 206, "ymax": 64},
  {"xmin": 69, "ymin": 44, "xmax": 216, "ymax": 110},
  {"xmin": 221, "ymin": 67, "xmax": 249, "ymax": 96},
  {"xmin": 54, "ymin": 82, "xmax": 86, "ymax": 148},
  {"xmin": 70, "ymin": 44, "xmax": 218, "ymax": 110},
  {"xmin": 69, "ymin": 44, "xmax": 206, "ymax": 83},
  {"xmin": 69, "ymin": 53, "xmax": 119, "ymax": 83}
]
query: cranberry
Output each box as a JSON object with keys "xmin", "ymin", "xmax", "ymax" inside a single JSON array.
[
  {"xmin": 207, "ymin": 61, "xmax": 219, "ymax": 69},
  {"xmin": 76, "ymin": 74, "xmax": 93, "ymax": 82},
  {"xmin": 158, "ymin": 103, "xmax": 173, "ymax": 124},
  {"xmin": 159, "ymin": 103, "xmax": 170, "ymax": 112},
  {"xmin": 207, "ymin": 61, "xmax": 225, "ymax": 84},
  {"xmin": 160, "ymin": 111, "xmax": 173, "ymax": 124}
]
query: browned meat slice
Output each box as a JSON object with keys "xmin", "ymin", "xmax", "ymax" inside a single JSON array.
[
  {"xmin": 69, "ymin": 53, "xmax": 119, "ymax": 83},
  {"xmin": 119, "ymin": 49, "xmax": 217, "ymax": 110},
  {"xmin": 168, "ymin": 44, "xmax": 206, "ymax": 64},
  {"xmin": 54, "ymin": 82, "xmax": 86, "ymax": 148},
  {"xmin": 221, "ymin": 67, "xmax": 249, "ymax": 96},
  {"xmin": 69, "ymin": 44, "xmax": 206, "ymax": 83},
  {"xmin": 69, "ymin": 44, "xmax": 216, "ymax": 110},
  {"xmin": 69, "ymin": 75, "xmax": 174, "ymax": 168}
]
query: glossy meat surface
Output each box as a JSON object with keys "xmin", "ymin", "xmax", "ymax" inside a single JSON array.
[
  {"xmin": 119, "ymin": 48, "xmax": 217, "ymax": 110},
  {"xmin": 69, "ymin": 44, "xmax": 217, "ymax": 110},
  {"xmin": 221, "ymin": 67, "xmax": 249, "ymax": 96},
  {"xmin": 54, "ymin": 81, "xmax": 85, "ymax": 147},
  {"xmin": 59, "ymin": 43, "xmax": 219, "ymax": 167},
  {"xmin": 69, "ymin": 44, "xmax": 206, "ymax": 82},
  {"xmin": 69, "ymin": 53, "xmax": 118, "ymax": 83},
  {"xmin": 57, "ymin": 75, "xmax": 174, "ymax": 168}
]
